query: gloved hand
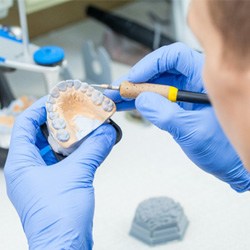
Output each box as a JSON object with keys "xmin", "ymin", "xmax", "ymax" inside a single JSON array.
[
  {"xmin": 106, "ymin": 42, "xmax": 250, "ymax": 192},
  {"xmin": 4, "ymin": 97, "xmax": 116, "ymax": 249}
]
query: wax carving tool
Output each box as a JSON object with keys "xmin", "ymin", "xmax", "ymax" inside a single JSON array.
[{"xmin": 92, "ymin": 81, "xmax": 210, "ymax": 104}]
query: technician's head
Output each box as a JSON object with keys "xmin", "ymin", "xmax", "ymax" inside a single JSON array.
[
  {"xmin": 189, "ymin": 0, "xmax": 250, "ymax": 80},
  {"xmin": 188, "ymin": 0, "xmax": 250, "ymax": 168}
]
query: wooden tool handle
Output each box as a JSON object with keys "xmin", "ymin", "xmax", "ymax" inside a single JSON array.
[{"xmin": 120, "ymin": 81, "xmax": 172, "ymax": 99}]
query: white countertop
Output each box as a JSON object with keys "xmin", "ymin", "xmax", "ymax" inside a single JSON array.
[{"xmin": 1, "ymin": 113, "xmax": 250, "ymax": 250}]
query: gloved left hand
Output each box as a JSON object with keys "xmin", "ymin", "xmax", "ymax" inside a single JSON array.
[{"xmin": 4, "ymin": 97, "xmax": 116, "ymax": 250}]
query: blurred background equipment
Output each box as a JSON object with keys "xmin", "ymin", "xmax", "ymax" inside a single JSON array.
[
  {"xmin": 82, "ymin": 40, "xmax": 111, "ymax": 85},
  {"xmin": 172, "ymin": 0, "xmax": 201, "ymax": 50},
  {"xmin": 0, "ymin": 0, "xmax": 201, "ymax": 164},
  {"xmin": 86, "ymin": 5, "xmax": 175, "ymax": 51},
  {"xmin": 0, "ymin": 0, "xmax": 13, "ymax": 18},
  {"xmin": 0, "ymin": 0, "xmax": 72, "ymax": 165},
  {"xmin": 0, "ymin": 0, "xmax": 116, "ymax": 166},
  {"xmin": 87, "ymin": 0, "xmax": 201, "ymax": 58},
  {"xmin": 0, "ymin": 0, "xmax": 69, "ymax": 93}
]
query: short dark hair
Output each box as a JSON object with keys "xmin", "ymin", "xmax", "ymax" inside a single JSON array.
[{"xmin": 208, "ymin": 0, "xmax": 250, "ymax": 68}]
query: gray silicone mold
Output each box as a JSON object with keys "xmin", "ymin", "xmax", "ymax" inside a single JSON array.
[{"xmin": 129, "ymin": 197, "xmax": 188, "ymax": 246}]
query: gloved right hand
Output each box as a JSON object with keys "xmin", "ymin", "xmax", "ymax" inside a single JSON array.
[{"xmin": 106, "ymin": 42, "xmax": 250, "ymax": 192}]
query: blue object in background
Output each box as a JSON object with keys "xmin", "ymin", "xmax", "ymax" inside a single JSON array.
[
  {"xmin": 0, "ymin": 26, "xmax": 22, "ymax": 43},
  {"xmin": 33, "ymin": 46, "xmax": 65, "ymax": 66}
]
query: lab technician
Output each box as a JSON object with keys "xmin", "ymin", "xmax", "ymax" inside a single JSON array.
[{"xmin": 4, "ymin": 0, "xmax": 250, "ymax": 249}]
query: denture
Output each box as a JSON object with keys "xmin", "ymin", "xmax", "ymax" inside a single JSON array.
[{"xmin": 46, "ymin": 80, "xmax": 116, "ymax": 156}]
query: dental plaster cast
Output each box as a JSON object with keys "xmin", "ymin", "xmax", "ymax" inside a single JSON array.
[
  {"xmin": 0, "ymin": 96, "xmax": 35, "ymax": 148},
  {"xmin": 46, "ymin": 80, "xmax": 116, "ymax": 156}
]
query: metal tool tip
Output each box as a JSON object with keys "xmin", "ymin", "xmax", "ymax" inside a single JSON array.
[
  {"xmin": 91, "ymin": 84, "xmax": 119, "ymax": 90},
  {"xmin": 91, "ymin": 84, "xmax": 102, "ymax": 88}
]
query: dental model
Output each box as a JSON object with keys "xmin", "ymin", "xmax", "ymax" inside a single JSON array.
[
  {"xmin": 0, "ymin": 96, "xmax": 35, "ymax": 149},
  {"xmin": 130, "ymin": 197, "xmax": 189, "ymax": 246},
  {"xmin": 46, "ymin": 80, "xmax": 116, "ymax": 156}
]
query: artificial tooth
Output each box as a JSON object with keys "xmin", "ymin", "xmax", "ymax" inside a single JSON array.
[
  {"xmin": 102, "ymin": 106, "xmax": 111, "ymax": 112},
  {"xmin": 56, "ymin": 129, "xmax": 70, "ymax": 142},
  {"xmin": 106, "ymin": 105, "xmax": 113, "ymax": 112},
  {"xmin": 91, "ymin": 90, "xmax": 104, "ymax": 105},
  {"xmin": 58, "ymin": 81, "xmax": 67, "ymax": 91},
  {"xmin": 47, "ymin": 95, "xmax": 55, "ymax": 104},
  {"xmin": 47, "ymin": 103, "xmax": 56, "ymax": 112},
  {"xmin": 66, "ymin": 80, "xmax": 74, "ymax": 88},
  {"xmin": 108, "ymin": 102, "xmax": 114, "ymax": 108},
  {"xmin": 52, "ymin": 118, "xmax": 66, "ymax": 130},
  {"xmin": 102, "ymin": 101, "xmax": 114, "ymax": 112},
  {"xmin": 80, "ymin": 82, "xmax": 88, "ymax": 93},
  {"xmin": 51, "ymin": 87, "xmax": 60, "ymax": 98},
  {"xmin": 104, "ymin": 99, "xmax": 112, "ymax": 105},
  {"xmin": 49, "ymin": 111, "xmax": 58, "ymax": 120},
  {"xmin": 86, "ymin": 86, "xmax": 94, "ymax": 96},
  {"xmin": 74, "ymin": 80, "xmax": 81, "ymax": 90}
]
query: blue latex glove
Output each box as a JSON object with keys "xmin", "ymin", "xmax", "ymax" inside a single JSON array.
[
  {"xmin": 106, "ymin": 42, "xmax": 250, "ymax": 192},
  {"xmin": 4, "ymin": 97, "xmax": 116, "ymax": 249}
]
